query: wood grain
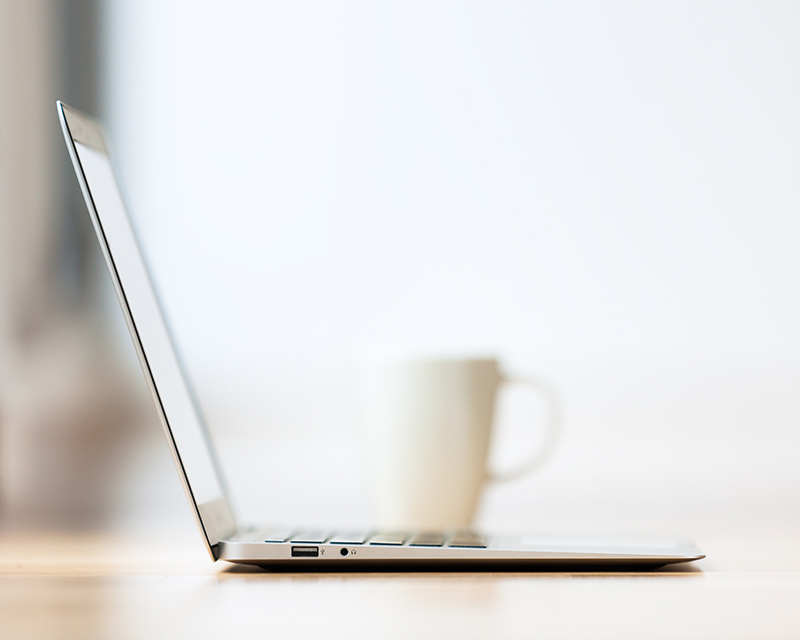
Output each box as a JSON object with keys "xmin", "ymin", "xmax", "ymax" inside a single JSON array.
[{"xmin": 0, "ymin": 527, "xmax": 798, "ymax": 640}]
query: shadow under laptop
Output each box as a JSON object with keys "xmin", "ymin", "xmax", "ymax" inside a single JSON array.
[{"xmin": 217, "ymin": 561, "xmax": 704, "ymax": 579}]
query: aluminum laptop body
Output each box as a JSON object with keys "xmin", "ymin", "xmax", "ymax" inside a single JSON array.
[{"xmin": 57, "ymin": 101, "xmax": 704, "ymax": 570}]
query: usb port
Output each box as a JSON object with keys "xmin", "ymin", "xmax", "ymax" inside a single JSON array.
[{"xmin": 291, "ymin": 546, "xmax": 319, "ymax": 558}]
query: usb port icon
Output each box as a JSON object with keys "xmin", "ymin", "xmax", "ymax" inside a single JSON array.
[{"xmin": 291, "ymin": 546, "xmax": 319, "ymax": 557}]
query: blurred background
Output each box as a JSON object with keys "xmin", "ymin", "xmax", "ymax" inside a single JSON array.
[{"xmin": 1, "ymin": 1, "xmax": 798, "ymax": 547}]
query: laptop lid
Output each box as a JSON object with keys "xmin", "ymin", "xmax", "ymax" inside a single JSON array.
[{"xmin": 57, "ymin": 101, "xmax": 236, "ymax": 559}]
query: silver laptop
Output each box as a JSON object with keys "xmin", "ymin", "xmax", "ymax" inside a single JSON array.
[{"xmin": 57, "ymin": 101, "xmax": 703, "ymax": 570}]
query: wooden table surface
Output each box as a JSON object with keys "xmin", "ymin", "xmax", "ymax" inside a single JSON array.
[{"xmin": 1, "ymin": 525, "xmax": 798, "ymax": 640}]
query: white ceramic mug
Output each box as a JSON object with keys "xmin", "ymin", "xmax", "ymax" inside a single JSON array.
[{"xmin": 359, "ymin": 357, "xmax": 559, "ymax": 530}]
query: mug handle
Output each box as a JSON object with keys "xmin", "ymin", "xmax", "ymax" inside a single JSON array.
[{"xmin": 486, "ymin": 374, "xmax": 561, "ymax": 483}]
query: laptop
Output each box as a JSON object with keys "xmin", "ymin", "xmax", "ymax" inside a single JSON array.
[{"xmin": 57, "ymin": 101, "xmax": 703, "ymax": 570}]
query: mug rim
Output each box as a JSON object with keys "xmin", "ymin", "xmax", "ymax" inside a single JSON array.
[{"xmin": 358, "ymin": 353, "xmax": 499, "ymax": 366}]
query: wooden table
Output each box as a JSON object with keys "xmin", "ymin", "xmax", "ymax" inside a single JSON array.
[{"xmin": 1, "ymin": 525, "xmax": 798, "ymax": 639}]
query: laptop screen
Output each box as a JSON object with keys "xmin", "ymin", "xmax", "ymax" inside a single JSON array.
[
  {"xmin": 75, "ymin": 141, "xmax": 224, "ymax": 500},
  {"xmin": 60, "ymin": 102, "xmax": 236, "ymax": 555}
]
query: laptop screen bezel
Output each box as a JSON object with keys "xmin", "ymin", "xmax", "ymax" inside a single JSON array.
[{"xmin": 57, "ymin": 101, "xmax": 237, "ymax": 559}]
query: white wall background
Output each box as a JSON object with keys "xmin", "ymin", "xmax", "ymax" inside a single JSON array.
[{"xmin": 98, "ymin": 1, "xmax": 800, "ymax": 528}]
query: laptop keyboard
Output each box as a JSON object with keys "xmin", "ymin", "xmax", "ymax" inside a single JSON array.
[{"xmin": 261, "ymin": 529, "xmax": 488, "ymax": 548}]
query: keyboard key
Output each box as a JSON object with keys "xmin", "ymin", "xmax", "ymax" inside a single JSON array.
[
  {"xmin": 409, "ymin": 532, "xmax": 445, "ymax": 547},
  {"xmin": 448, "ymin": 531, "xmax": 488, "ymax": 548},
  {"xmin": 328, "ymin": 532, "xmax": 369, "ymax": 545},
  {"xmin": 263, "ymin": 528, "xmax": 293, "ymax": 543},
  {"xmin": 291, "ymin": 531, "xmax": 330, "ymax": 543},
  {"xmin": 369, "ymin": 532, "xmax": 408, "ymax": 546}
]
